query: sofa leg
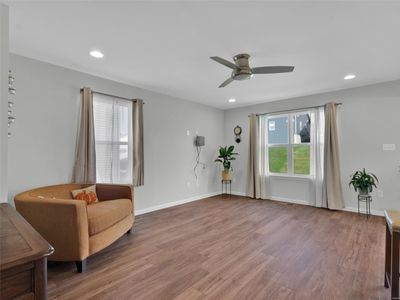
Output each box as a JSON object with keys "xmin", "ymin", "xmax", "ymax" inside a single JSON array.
[{"xmin": 75, "ymin": 259, "xmax": 87, "ymax": 273}]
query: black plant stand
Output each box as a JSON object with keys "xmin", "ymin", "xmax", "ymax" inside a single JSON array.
[
  {"xmin": 358, "ymin": 194, "xmax": 372, "ymax": 218},
  {"xmin": 221, "ymin": 180, "xmax": 231, "ymax": 199}
]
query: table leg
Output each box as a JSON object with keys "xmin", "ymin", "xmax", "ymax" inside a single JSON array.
[
  {"xmin": 358, "ymin": 197, "xmax": 360, "ymax": 215},
  {"xmin": 391, "ymin": 231, "xmax": 399, "ymax": 298},
  {"xmin": 385, "ymin": 222, "xmax": 391, "ymax": 288},
  {"xmin": 34, "ymin": 257, "xmax": 47, "ymax": 300}
]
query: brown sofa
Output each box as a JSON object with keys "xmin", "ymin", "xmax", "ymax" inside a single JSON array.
[{"xmin": 14, "ymin": 183, "xmax": 134, "ymax": 272}]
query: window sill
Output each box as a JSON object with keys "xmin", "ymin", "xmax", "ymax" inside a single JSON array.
[{"xmin": 268, "ymin": 174, "xmax": 312, "ymax": 181}]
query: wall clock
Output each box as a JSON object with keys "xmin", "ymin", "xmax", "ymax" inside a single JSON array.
[{"xmin": 234, "ymin": 125, "xmax": 242, "ymax": 143}]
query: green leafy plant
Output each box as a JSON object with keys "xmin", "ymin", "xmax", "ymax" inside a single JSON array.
[
  {"xmin": 215, "ymin": 145, "xmax": 238, "ymax": 172},
  {"xmin": 349, "ymin": 168, "xmax": 378, "ymax": 194}
]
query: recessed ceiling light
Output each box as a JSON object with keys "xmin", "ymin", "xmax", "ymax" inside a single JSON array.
[
  {"xmin": 344, "ymin": 74, "xmax": 356, "ymax": 80},
  {"xmin": 228, "ymin": 98, "xmax": 236, "ymax": 103},
  {"xmin": 89, "ymin": 50, "xmax": 104, "ymax": 58}
]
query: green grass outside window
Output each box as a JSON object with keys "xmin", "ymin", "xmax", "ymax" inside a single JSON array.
[
  {"xmin": 268, "ymin": 145, "xmax": 310, "ymax": 175},
  {"xmin": 293, "ymin": 145, "xmax": 310, "ymax": 175}
]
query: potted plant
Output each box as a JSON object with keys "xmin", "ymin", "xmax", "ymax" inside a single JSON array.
[
  {"xmin": 349, "ymin": 168, "xmax": 379, "ymax": 196},
  {"xmin": 215, "ymin": 145, "xmax": 238, "ymax": 180}
]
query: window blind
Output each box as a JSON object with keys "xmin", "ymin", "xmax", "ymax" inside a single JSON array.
[{"xmin": 93, "ymin": 94, "xmax": 133, "ymax": 184}]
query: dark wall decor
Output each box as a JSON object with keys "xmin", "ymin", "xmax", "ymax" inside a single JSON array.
[{"xmin": 234, "ymin": 125, "xmax": 242, "ymax": 143}]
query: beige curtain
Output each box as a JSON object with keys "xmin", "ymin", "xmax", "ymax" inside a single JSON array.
[
  {"xmin": 132, "ymin": 99, "xmax": 144, "ymax": 186},
  {"xmin": 323, "ymin": 102, "xmax": 345, "ymax": 209},
  {"xmin": 72, "ymin": 87, "xmax": 96, "ymax": 183},
  {"xmin": 246, "ymin": 114, "xmax": 261, "ymax": 198}
]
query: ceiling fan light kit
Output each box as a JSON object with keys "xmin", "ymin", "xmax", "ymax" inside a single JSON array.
[{"xmin": 210, "ymin": 53, "xmax": 294, "ymax": 88}]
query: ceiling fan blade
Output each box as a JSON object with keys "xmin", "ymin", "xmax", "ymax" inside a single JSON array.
[
  {"xmin": 218, "ymin": 77, "xmax": 234, "ymax": 88},
  {"xmin": 210, "ymin": 56, "xmax": 237, "ymax": 69},
  {"xmin": 252, "ymin": 66, "xmax": 295, "ymax": 74}
]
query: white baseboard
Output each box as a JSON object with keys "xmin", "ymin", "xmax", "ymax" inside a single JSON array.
[
  {"xmin": 269, "ymin": 196, "xmax": 311, "ymax": 206},
  {"xmin": 232, "ymin": 191, "xmax": 384, "ymax": 216},
  {"xmin": 342, "ymin": 206, "xmax": 384, "ymax": 216},
  {"xmin": 135, "ymin": 190, "xmax": 384, "ymax": 217},
  {"xmin": 231, "ymin": 191, "xmax": 311, "ymax": 206},
  {"xmin": 231, "ymin": 191, "xmax": 246, "ymax": 196},
  {"xmin": 135, "ymin": 191, "xmax": 220, "ymax": 216}
]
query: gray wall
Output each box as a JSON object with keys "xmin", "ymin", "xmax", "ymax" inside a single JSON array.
[
  {"xmin": 224, "ymin": 80, "xmax": 400, "ymax": 212},
  {"xmin": 0, "ymin": 4, "xmax": 9, "ymax": 203},
  {"xmin": 8, "ymin": 53, "xmax": 400, "ymax": 214},
  {"xmin": 8, "ymin": 54, "xmax": 224, "ymax": 210}
]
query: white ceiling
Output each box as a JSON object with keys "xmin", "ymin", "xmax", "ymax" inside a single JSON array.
[{"xmin": 6, "ymin": 1, "xmax": 400, "ymax": 109}]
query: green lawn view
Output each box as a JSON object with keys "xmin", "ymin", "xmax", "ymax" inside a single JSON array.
[
  {"xmin": 268, "ymin": 147, "xmax": 288, "ymax": 173},
  {"xmin": 293, "ymin": 145, "xmax": 310, "ymax": 175},
  {"xmin": 268, "ymin": 145, "xmax": 310, "ymax": 175}
]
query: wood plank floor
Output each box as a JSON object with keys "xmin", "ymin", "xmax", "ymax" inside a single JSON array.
[{"xmin": 47, "ymin": 195, "xmax": 389, "ymax": 300}]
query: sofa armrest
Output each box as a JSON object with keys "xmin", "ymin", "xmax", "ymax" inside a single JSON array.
[
  {"xmin": 96, "ymin": 184, "xmax": 133, "ymax": 202},
  {"xmin": 14, "ymin": 196, "xmax": 89, "ymax": 261}
]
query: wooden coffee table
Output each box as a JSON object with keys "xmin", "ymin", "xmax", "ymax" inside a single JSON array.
[{"xmin": 0, "ymin": 203, "xmax": 54, "ymax": 300}]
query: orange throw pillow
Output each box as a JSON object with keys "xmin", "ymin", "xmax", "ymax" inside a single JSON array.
[{"xmin": 71, "ymin": 185, "xmax": 98, "ymax": 205}]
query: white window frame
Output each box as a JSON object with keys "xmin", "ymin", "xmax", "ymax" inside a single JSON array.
[
  {"xmin": 266, "ymin": 110, "xmax": 312, "ymax": 178},
  {"xmin": 93, "ymin": 96, "xmax": 133, "ymax": 184}
]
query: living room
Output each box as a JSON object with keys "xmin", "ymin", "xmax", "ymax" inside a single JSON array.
[{"xmin": 1, "ymin": 1, "xmax": 400, "ymax": 300}]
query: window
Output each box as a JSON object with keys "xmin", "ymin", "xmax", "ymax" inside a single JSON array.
[
  {"xmin": 93, "ymin": 94, "xmax": 133, "ymax": 184},
  {"xmin": 266, "ymin": 111, "xmax": 311, "ymax": 176}
]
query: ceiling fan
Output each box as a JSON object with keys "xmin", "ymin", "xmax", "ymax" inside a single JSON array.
[{"xmin": 210, "ymin": 53, "xmax": 294, "ymax": 88}]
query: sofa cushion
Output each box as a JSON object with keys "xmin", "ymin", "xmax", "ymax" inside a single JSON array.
[
  {"xmin": 71, "ymin": 185, "xmax": 98, "ymax": 205},
  {"xmin": 87, "ymin": 199, "xmax": 132, "ymax": 236}
]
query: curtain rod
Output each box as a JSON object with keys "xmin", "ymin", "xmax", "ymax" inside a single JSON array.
[
  {"xmin": 80, "ymin": 88, "xmax": 145, "ymax": 103},
  {"xmin": 250, "ymin": 102, "xmax": 342, "ymax": 117}
]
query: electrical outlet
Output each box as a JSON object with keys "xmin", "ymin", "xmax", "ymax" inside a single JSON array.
[
  {"xmin": 186, "ymin": 130, "xmax": 190, "ymax": 136},
  {"xmin": 383, "ymin": 144, "xmax": 396, "ymax": 151},
  {"xmin": 377, "ymin": 189, "xmax": 384, "ymax": 198}
]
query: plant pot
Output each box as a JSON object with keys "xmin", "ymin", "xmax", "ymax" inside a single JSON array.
[
  {"xmin": 358, "ymin": 188, "xmax": 369, "ymax": 196},
  {"xmin": 222, "ymin": 170, "xmax": 231, "ymax": 181}
]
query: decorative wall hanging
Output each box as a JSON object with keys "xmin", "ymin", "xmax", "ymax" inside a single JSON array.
[
  {"xmin": 234, "ymin": 125, "xmax": 242, "ymax": 143},
  {"xmin": 8, "ymin": 70, "xmax": 16, "ymax": 137}
]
